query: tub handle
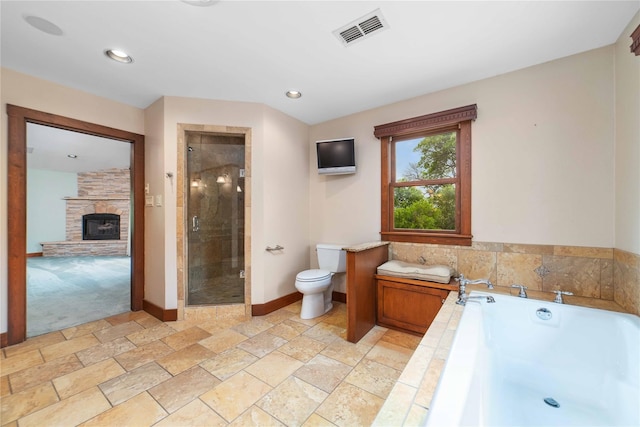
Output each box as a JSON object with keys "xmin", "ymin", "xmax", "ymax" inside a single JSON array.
[
  {"xmin": 553, "ymin": 290, "xmax": 573, "ymax": 304},
  {"xmin": 511, "ymin": 284, "xmax": 528, "ymax": 298},
  {"xmin": 266, "ymin": 245, "xmax": 284, "ymax": 252}
]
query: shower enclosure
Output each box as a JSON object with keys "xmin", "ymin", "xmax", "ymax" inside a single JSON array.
[{"xmin": 186, "ymin": 132, "xmax": 245, "ymax": 305}]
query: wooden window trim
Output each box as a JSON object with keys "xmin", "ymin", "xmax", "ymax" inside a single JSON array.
[
  {"xmin": 631, "ymin": 24, "xmax": 640, "ymax": 56},
  {"xmin": 375, "ymin": 104, "xmax": 476, "ymax": 246}
]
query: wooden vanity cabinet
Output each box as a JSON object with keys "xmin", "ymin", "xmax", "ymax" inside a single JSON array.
[{"xmin": 375, "ymin": 275, "xmax": 455, "ymax": 335}]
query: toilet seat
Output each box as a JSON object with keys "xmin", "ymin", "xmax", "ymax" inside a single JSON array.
[{"xmin": 296, "ymin": 269, "xmax": 331, "ymax": 282}]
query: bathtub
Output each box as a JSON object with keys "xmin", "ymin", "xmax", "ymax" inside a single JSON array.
[{"xmin": 425, "ymin": 291, "xmax": 640, "ymax": 427}]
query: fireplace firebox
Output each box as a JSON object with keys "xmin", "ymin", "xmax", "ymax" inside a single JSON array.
[{"xmin": 82, "ymin": 213, "xmax": 121, "ymax": 240}]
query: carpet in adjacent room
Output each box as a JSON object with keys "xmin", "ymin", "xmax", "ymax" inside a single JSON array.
[{"xmin": 26, "ymin": 256, "xmax": 131, "ymax": 337}]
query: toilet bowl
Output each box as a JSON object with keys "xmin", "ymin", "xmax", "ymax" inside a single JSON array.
[
  {"xmin": 295, "ymin": 244, "xmax": 346, "ymax": 320},
  {"xmin": 295, "ymin": 269, "xmax": 333, "ymax": 319}
]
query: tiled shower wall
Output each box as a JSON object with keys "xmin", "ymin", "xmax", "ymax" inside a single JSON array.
[{"xmin": 390, "ymin": 242, "xmax": 640, "ymax": 315}]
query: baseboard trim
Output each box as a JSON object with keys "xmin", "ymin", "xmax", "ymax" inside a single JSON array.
[
  {"xmin": 251, "ymin": 291, "xmax": 346, "ymax": 316},
  {"xmin": 0, "ymin": 332, "xmax": 7, "ymax": 348},
  {"xmin": 333, "ymin": 291, "xmax": 347, "ymax": 303},
  {"xmin": 27, "ymin": 252, "xmax": 43, "ymax": 258},
  {"xmin": 143, "ymin": 299, "xmax": 177, "ymax": 322},
  {"xmin": 252, "ymin": 292, "xmax": 302, "ymax": 316}
]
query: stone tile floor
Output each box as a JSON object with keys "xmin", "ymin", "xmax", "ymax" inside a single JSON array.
[{"xmin": 1, "ymin": 301, "xmax": 422, "ymax": 426}]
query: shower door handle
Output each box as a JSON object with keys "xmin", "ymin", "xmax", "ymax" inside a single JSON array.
[{"xmin": 192, "ymin": 215, "xmax": 200, "ymax": 232}]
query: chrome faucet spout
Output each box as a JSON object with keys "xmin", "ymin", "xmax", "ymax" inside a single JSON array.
[{"xmin": 456, "ymin": 274, "xmax": 495, "ymax": 305}]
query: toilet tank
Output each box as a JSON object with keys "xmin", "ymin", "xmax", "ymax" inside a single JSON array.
[{"xmin": 316, "ymin": 243, "xmax": 347, "ymax": 273}]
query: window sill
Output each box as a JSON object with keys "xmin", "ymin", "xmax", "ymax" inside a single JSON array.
[{"xmin": 381, "ymin": 231, "xmax": 472, "ymax": 246}]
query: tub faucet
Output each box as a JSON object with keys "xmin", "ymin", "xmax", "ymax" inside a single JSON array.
[
  {"xmin": 511, "ymin": 284, "xmax": 528, "ymax": 298},
  {"xmin": 553, "ymin": 290, "xmax": 573, "ymax": 304},
  {"xmin": 456, "ymin": 274, "xmax": 495, "ymax": 305}
]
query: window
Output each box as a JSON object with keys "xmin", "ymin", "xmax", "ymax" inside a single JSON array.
[{"xmin": 374, "ymin": 104, "xmax": 477, "ymax": 246}]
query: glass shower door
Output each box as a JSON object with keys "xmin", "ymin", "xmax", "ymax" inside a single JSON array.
[{"xmin": 186, "ymin": 132, "xmax": 245, "ymax": 305}]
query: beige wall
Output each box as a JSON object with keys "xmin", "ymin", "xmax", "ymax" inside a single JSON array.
[
  {"xmin": 148, "ymin": 96, "xmax": 310, "ymax": 309},
  {"xmin": 614, "ymin": 11, "xmax": 640, "ymax": 255},
  {"xmin": 613, "ymin": 12, "xmax": 640, "ymax": 315},
  {"xmin": 309, "ymin": 46, "xmax": 617, "ymax": 291},
  {"xmin": 143, "ymin": 98, "xmax": 167, "ymax": 308},
  {"xmin": 0, "ymin": 68, "xmax": 145, "ymax": 334},
  {"xmin": 261, "ymin": 107, "xmax": 310, "ymax": 303},
  {"xmin": 0, "ymin": 70, "xmax": 310, "ymax": 334}
]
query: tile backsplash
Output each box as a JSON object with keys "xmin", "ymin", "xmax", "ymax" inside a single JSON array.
[{"xmin": 389, "ymin": 241, "xmax": 639, "ymax": 315}]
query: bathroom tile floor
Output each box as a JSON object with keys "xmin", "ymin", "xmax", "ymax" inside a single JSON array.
[{"xmin": 1, "ymin": 301, "xmax": 422, "ymax": 426}]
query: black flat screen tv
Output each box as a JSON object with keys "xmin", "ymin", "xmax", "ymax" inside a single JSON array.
[{"xmin": 316, "ymin": 137, "xmax": 356, "ymax": 175}]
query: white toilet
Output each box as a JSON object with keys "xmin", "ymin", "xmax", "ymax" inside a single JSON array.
[{"xmin": 295, "ymin": 244, "xmax": 346, "ymax": 319}]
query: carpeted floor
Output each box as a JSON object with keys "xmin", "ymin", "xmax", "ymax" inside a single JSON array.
[{"xmin": 27, "ymin": 256, "xmax": 131, "ymax": 337}]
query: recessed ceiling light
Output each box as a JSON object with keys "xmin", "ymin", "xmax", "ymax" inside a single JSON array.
[
  {"xmin": 24, "ymin": 15, "xmax": 63, "ymax": 36},
  {"xmin": 105, "ymin": 49, "xmax": 133, "ymax": 64},
  {"xmin": 286, "ymin": 90, "xmax": 302, "ymax": 99},
  {"xmin": 181, "ymin": 0, "xmax": 220, "ymax": 6},
  {"xmin": 67, "ymin": 154, "xmax": 78, "ymax": 159}
]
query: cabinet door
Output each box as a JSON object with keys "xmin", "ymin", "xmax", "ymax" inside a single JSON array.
[{"xmin": 377, "ymin": 280, "xmax": 449, "ymax": 334}]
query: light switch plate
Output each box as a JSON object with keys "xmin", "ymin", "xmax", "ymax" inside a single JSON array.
[
  {"xmin": 155, "ymin": 195, "xmax": 163, "ymax": 207},
  {"xmin": 145, "ymin": 196, "xmax": 154, "ymax": 207}
]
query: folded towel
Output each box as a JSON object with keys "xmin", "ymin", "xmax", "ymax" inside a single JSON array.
[{"xmin": 377, "ymin": 260, "xmax": 452, "ymax": 284}]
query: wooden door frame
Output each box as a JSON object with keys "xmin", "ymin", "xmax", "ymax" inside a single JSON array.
[{"xmin": 6, "ymin": 104, "xmax": 145, "ymax": 346}]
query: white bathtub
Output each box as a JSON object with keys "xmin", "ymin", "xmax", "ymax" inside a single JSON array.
[{"xmin": 425, "ymin": 292, "xmax": 640, "ymax": 427}]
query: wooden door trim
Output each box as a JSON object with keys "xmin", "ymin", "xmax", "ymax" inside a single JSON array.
[{"xmin": 6, "ymin": 104, "xmax": 145, "ymax": 346}]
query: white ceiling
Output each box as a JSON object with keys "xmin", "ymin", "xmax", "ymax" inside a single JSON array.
[
  {"xmin": 2, "ymin": 0, "xmax": 638, "ymax": 127},
  {"xmin": 26, "ymin": 123, "xmax": 131, "ymax": 173}
]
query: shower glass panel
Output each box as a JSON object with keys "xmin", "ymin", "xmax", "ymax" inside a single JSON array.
[{"xmin": 186, "ymin": 132, "xmax": 245, "ymax": 305}]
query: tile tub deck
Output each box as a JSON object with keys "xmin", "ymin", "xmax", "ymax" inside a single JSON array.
[{"xmin": 373, "ymin": 284, "xmax": 629, "ymax": 426}]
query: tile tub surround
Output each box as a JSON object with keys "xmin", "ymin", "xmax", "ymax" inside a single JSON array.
[
  {"xmin": 390, "ymin": 241, "xmax": 640, "ymax": 315},
  {"xmin": 373, "ymin": 286, "xmax": 629, "ymax": 426},
  {"xmin": 614, "ymin": 249, "xmax": 640, "ymax": 315}
]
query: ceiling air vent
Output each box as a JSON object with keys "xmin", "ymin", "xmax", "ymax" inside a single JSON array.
[{"xmin": 333, "ymin": 9, "xmax": 389, "ymax": 46}]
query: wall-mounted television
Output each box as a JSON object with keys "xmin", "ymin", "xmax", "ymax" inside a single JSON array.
[{"xmin": 316, "ymin": 137, "xmax": 356, "ymax": 175}]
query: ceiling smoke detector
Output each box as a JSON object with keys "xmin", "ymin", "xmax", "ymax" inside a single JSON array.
[{"xmin": 333, "ymin": 9, "xmax": 389, "ymax": 46}]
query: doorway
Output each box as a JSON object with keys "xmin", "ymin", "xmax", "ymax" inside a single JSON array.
[
  {"xmin": 186, "ymin": 131, "xmax": 245, "ymax": 305},
  {"xmin": 177, "ymin": 124, "xmax": 251, "ymax": 320},
  {"xmin": 25, "ymin": 123, "xmax": 133, "ymax": 337},
  {"xmin": 6, "ymin": 105, "xmax": 145, "ymax": 346}
]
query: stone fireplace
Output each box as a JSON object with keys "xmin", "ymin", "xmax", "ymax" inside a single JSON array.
[{"xmin": 41, "ymin": 168, "xmax": 130, "ymax": 257}]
